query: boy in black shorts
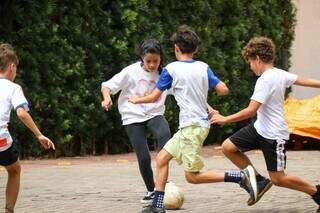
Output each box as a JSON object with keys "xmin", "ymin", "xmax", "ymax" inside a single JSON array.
[
  {"xmin": 211, "ymin": 37, "xmax": 320, "ymax": 212},
  {"xmin": 0, "ymin": 43, "xmax": 55, "ymax": 212}
]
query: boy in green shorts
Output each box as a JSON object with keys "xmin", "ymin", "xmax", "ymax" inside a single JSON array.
[{"xmin": 129, "ymin": 26, "xmax": 258, "ymax": 213}]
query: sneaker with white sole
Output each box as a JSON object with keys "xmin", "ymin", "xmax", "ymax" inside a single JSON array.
[
  {"xmin": 247, "ymin": 176, "xmax": 272, "ymax": 206},
  {"xmin": 239, "ymin": 165, "xmax": 257, "ymax": 202},
  {"xmin": 312, "ymin": 185, "xmax": 320, "ymax": 212},
  {"xmin": 141, "ymin": 191, "xmax": 155, "ymax": 204},
  {"xmin": 141, "ymin": 205, "xmax": 166, "ymax": 213}
]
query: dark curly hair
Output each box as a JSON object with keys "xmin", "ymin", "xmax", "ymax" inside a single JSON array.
[{"xmin": 242, "ymin": 37, "xmax": 275, "ymax": 63}]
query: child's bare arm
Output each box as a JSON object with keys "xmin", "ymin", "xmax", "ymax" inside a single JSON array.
[
  {"xmin": 101, "ymin": 87, "xmax": 113, "ymax": 111},
  {"xmin": 128, "ymin": 88, "xmax": 163, "ymax": 104},
  {"xmin": 214, "ymin": 81, "xmax": 229, "ymax": 96},
  {"xmin": 16, "ymin": 108, "xmax": 55, "ymax": 150},
  {"xmin": 294, "ymin": 76, "xmax": 320, "ymax": 88},
  {"xmin": 210, "ymin": 100, "xmax": 260, "ymax": 125}
]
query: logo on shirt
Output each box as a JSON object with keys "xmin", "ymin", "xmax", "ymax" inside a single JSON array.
[
  {"xmin": 0, "ymin": 138, "xmax": 8, "ymax": 148},
  {"xmin": 136, "ymin": 79, "xmax": 164, "ymax": 111}
]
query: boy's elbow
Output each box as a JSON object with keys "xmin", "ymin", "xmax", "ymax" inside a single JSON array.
[
  {"xmin": 16, "ymin": 108, "xmax": 28, "ymax": 119},
  {"xmin": 101, "ymin": 86, "xmax": 111, "ymax": 93},
  {"xmin": 246, "ymin": 108, "xmax": 257, "ymax": 118},
  {"xmin": 217, "ymin": 87, "xmax": 229, "ymax": 96},
  {"xmin": 215, "ymin": 82, "xmax": 229, "ymax": 96}
]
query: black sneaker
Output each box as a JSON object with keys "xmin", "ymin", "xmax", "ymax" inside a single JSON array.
[
  {"xmin": 141, "ymin": 191, "xmax": 155, "ymax": 204},
  {"xmin": 247, "ymin": 177, "xmax": 272, "ymax": 206},
  {"xmin": 312, "ymin": 185, "xmax": 320, "ymax": 204},
  {"xmin": 239, "ymin": 165, "xmax": 257, "ymax": 202},
  {"xmin": 141, "ymin": 205, "xmax": 166, "ymax": 213},
  {"xmin": 312, "ymin": 185, "xmax": 320, "ymax": 213}
]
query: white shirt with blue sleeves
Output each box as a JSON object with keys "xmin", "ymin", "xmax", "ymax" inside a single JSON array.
[{"xmin": 157, "ymin": 60, "xmax": 220, "ymax": 129}]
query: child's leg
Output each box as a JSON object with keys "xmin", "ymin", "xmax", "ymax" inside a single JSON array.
[
  {"xmin": 222, "ymin": 138, "xmax": 254, "ymax": 169},
  {"xmin": 146, "ymin": 115, "xmax": 171, "ymax": 151},
  {"xmin": 5, "ymin": 160, "xmax": 21, "ymax": 212},
  {"xmin": 124, "ymin": 123, "xmax": 155, "ymax": 192},
  {"xmin": 184, "ymin": 170, "xmax": 224, "ymax": 184},
  {"xmin": 268, "ymin": 170, "xmax": 317, "ymax": 195},
  {"xmin": 222, "ymin": 125, "xmax": 272, "ymax": 205},
  {"xmin": 262, "ymin": 138, "xmax": 317, "ymax": 195},
  {"xmin": 180, "ymin": 126, "xmax": 256, "ymax": 196},
  {"xmin": 147, "ymin": 149, "xmax": 172, "ymax": 210},
  {"xmin": 155, "ymin": 149, "xmax": 173, "ymax": 191},
  {"xmin": 222, "ymin": 124, "xmax": 269, "ymax": 178}
]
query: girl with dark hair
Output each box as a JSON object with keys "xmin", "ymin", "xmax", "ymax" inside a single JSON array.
[{"xmin": 101, "ymin": 38, "xmax": 171, "ymax": 204}]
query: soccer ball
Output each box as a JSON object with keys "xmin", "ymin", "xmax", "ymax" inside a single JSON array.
[{"xmin": 164, "ymin": 182, "xmax": 184, "ymax": 210}]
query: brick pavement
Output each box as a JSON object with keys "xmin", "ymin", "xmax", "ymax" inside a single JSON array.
[{"xmin": 0, "ymin": 147, "xmax": 319, "ymax": 213}]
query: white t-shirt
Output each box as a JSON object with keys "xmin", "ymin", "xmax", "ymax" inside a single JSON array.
[
  {"xmin": 101, "ymin": 62, "xmax": 167, "ymax": 125},
  {"xmin": 156, "ymin": 60, "xmax": 221, "ymax": 129},
  {"xmin": 251, "ymin": 68, "xmax": 298, "ymax": 140},
  {"xmin": 0, "ymin": 78, "xmax": 29, "ymax": 151}
]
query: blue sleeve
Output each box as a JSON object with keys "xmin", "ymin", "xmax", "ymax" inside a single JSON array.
[
  {"xmin": 208, "ymin": 67, "xmax": 221, "ymax": 89},
  {"xmin": 156, "ymin": 68, "xmax": 173, "ymax": 91},
  {"xmin": 15, "ymin": 103, "xmax": 30, "ymax": 111}
]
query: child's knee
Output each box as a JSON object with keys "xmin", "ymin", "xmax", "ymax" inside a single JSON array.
[
  {"xmin": 155, "ymin": 150, "xmax": 172, "ymax": 168},
  {"xmin": 270, "ymin": 178, "xmax": 281, "ymax": 186},
  {"xmin": 156, "ymin": 154, "xmax": 167, "ymax": 168},
  {"xmin": 6, "ymin": 162, "xmax": 21, "ymax": 176},
  {"xmin": 270, "ymin": 174, "xmax": 285, "ymax": 187},
  {"xmin": 185, "ymin": 172, "xmax": 199, "ymax": 184},
  {"xmin": 222, "ymin": 139, "xmax": 237, "ymax": 154}
]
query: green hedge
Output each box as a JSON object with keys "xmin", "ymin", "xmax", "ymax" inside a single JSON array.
[{"xmin": 0, "ymin": 0, "xmax": 295, "ymax": 157}]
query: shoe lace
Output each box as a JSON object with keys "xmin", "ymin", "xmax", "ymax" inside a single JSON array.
[{"xmin": 143, "ymin": 191, "xmax": 155, "ymax": 200}]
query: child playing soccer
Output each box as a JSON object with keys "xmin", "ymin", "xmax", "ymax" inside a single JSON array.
[
  {"xmin": 0, "ymin": 43, "xmax": 55, "ymax": 213},
  {"xmin": 129, "ymin": 26, "xmax": 258, "ymax": 213},
  {"xmin": 211, "ymin": 37, "xmax": 320, "ymax": 212},
  {"xmin": 101, "ymin": 38, "xmax": 171, "ymax": 204}
]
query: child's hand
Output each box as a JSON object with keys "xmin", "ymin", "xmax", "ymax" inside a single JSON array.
[
  {"xmin": 208, "ymin": 108, "xmax": 219, "ymax": 115},
  {"xmin": 101, "ymin": 97, "xmax": 113, "ymax": 111},
  {"xmin": 128, "ymin": 95, "xmax": 139, "ymax": 104},
  {"xmin": 210, "ymin": 113, "xmax": 227, "ymax": 125},
  {"xmin": 38, "ymin": 135, "xmax": 55, "ymax": 150},
  {"xmin": 207, "ymin": 104, "xmax": 219, "ymax": 116},
  {"xmin": 208, "ymin": 107, "xmax": 219, "ymax": 119}
]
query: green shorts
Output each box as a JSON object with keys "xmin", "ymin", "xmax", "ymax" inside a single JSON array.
[{"xmin": 164, "ymin": 125, "xmax": 209, "ymax": 172}]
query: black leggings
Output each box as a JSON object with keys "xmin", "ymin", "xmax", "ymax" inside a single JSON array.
[{"xmin": 124, "ymin": 115, "xmax": 171, "ymax": 192}]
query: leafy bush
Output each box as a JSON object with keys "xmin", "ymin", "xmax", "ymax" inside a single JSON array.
[{"xmin": 0, "ymin": 0, "xmax": 295, "ymax": 157}]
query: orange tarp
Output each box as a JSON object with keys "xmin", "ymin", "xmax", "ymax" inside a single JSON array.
[{"xmin": 284, "ymin": 95, "xmax": 320, "ymax": 140}]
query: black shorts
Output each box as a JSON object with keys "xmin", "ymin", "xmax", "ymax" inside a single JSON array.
[
  {"xmin": 0, "ymin": 142, "xmax": 19, "ymax": 166},
  {"xmin": 229, "ymin": 124, "xmax": 286, "ymax": 172}
]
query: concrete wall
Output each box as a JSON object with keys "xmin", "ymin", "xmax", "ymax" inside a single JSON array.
[{"xmin": 290, "ymin": 0, "xmax": 320, "ymax": 99}]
